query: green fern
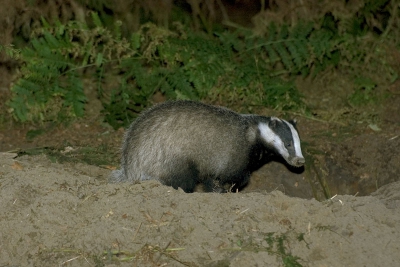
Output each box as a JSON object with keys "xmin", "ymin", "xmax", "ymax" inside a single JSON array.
[
  {"xmin": 9, "ymin": 16, "xmax": 134, "ymax": 124},
  {"xmin": 247, "ymin": 21, "xmax": 337, "ymax": 77},
  {"xmin": 0, "ymin": 44, "xmax": 21, "ymax": 59},
  {"xmin": 9, "ymin": 29, "xmax": 82, "ymax": 122}
]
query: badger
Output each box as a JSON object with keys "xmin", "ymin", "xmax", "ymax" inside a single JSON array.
[{"xmin": 110, "ymin": 100, "xmax": 305, "ymax": 193}]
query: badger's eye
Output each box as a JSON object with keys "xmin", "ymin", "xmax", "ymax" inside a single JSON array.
[{"xmin": 286, "ymin": 142, "xmax": 292, "ymax": 147}]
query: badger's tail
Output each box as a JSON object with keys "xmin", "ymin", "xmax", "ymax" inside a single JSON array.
[{"xmin": 109, "ymin": 169, "xmax": 127, "ymax": 183}]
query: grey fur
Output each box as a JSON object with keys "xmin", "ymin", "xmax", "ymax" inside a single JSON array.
[{"xmin": 110, "ymin": 100, "xmax": 305, "ymax": 193}]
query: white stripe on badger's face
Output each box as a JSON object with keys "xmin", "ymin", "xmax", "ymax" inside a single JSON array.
[
  {"xmin": 283, "ymin": 120, "xmax": 304, "ymax": 160},
  {"xmin": 258, "ymin": 119, "xmax": 289, "ymax": 160}
]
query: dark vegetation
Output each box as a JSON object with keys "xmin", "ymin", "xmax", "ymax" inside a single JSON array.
[{"xmin": 0, "ymin": 0, "xmax": 398, "ymax": 129}]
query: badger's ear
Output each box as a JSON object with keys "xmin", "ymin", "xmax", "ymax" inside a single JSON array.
[
  {"xmin": 288, "ymin": 119, "xmax": 297, "ymax": 128},
  {"xmin": 269, "ymin": 117, "xmax": 279, "ymax": 128}
]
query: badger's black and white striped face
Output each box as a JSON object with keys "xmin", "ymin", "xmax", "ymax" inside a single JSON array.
[{"xmin": 258, "ymin": 117, "xmax": 305, "ymax": 167}]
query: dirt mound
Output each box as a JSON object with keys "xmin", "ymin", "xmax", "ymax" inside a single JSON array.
[{"xmin": 1, "ymin": 152, "xmax": 399, "ymax": 266}]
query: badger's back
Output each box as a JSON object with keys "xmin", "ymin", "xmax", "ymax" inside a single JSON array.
[{"xmin": 121, "ymin": 101, "xmax": 254, "ymax": 186}]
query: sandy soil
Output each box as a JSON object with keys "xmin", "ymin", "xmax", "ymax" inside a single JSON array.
[{"xmin": 0, "ymin": 150, "xmax": 399, "ymax": 267}]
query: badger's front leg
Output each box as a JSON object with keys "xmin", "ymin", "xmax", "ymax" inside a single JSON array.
[{"xmin": 202, "ymin": 178, "xmax": 226, "ymax": 193}]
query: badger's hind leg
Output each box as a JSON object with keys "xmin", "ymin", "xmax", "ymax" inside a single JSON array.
[
  {"xmin": 161, "ymin": 160, "xmax": 199, "ymax": 193},
  {"xmin": 109, "ymin": 169, "xmax": 126, "ymax": 183}
]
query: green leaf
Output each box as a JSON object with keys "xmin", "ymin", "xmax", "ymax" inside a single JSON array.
[
  {"xmin": 95, "ymin": 53, "xmax": 103, "ymax": 67},
  {"xmin": 91, "ymin": 12, "xmax": 103, "ymax": 28}
]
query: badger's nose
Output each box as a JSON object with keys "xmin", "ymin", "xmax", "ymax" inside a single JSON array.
[{"xmin": 293, "ymin": 157, "xmax": 305, "ymax": 167}]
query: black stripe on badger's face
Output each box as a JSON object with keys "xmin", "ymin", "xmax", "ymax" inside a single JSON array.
[{"xmin": 258, "ymin": 117, "xmax": 305, "ymax": 167}]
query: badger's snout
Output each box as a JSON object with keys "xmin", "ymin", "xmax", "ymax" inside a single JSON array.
[{"xmin": 289, "ymin": 156, "xmax": 305, "ymax": 167}]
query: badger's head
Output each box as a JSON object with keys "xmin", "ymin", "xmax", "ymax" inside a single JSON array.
[{"xmin": 258, "ymin": 117, "xmax": 305, "ymax": 167}]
